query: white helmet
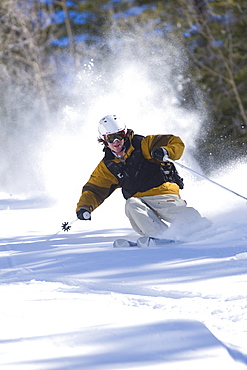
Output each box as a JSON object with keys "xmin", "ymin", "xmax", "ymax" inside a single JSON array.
[{"xmin": 98, "ymin": 115, "xmax": 127, "ymax": 139}]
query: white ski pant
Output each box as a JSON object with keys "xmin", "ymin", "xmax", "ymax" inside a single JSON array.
[{"xmin": 125, "ymin": 195, "xmax": 204, "ymax": 238}]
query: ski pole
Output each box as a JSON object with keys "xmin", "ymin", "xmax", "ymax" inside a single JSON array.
[
  {"xmin": 45, "ymin": 218, "xmax": 78, "ymax": 242},
  {"xmin": 168, "ymin": 158, "xmax": 247, "ymax": 202}
]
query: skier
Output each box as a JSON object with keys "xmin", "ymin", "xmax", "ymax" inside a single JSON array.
[{"xmin": 76, "ymin": 114, "xmax": 211, "ymax": 247}]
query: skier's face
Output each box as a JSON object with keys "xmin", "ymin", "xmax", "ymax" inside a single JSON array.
[{"xmin": 107, "ymin": 138, "xmax": 125, "ymax": 154}]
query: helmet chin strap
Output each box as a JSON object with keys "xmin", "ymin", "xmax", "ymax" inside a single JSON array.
[{"xmin": 112, "ymin": 145, "xmax": 126, "ymax": 158}]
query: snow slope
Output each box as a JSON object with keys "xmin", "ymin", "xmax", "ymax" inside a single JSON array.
[{"xmin": 1, "ymin": 165, "xmax": 247, "ymax": 370}]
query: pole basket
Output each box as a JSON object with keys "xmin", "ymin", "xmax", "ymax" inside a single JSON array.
[{"xmin": 61, "ymin": 222, "xmax": 71, "ymax": 232}]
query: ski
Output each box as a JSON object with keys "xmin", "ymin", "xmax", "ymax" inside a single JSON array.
[{"xmin": 113, "ymin": 237, "xmax": 180, "ymax": 248}]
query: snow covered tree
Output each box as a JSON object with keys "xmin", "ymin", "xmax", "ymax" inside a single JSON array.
[
  {"xmin": 0, "ymin": 0, "xmax": 58, "ymax": 121},
  {"xmin": 133, "ymin": 0, "xmax": 247, "ymax": 162}
]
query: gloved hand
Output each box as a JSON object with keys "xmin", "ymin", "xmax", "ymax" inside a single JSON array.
[
  {"xmin": 77, "ymin": 208, "xmax": 91, "ymax": 220},
  {"xmin": 151, "ymin": 147, "xmax": 169, "ymax": 161}
]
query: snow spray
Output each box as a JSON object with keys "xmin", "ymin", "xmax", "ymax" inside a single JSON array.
[{"xmin": 168, "ymin": 158, "xmax": 247, "ymax": 202}]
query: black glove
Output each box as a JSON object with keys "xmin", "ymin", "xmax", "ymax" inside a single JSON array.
[
  {"xmin": 151, "ymin": 147, "xmax": 169, "ymax": 161},
  {"xmin": 77, "ymin": 208, "xmax": 91, "ymax": 220}
]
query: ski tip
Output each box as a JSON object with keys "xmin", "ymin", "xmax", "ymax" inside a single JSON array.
[{"xmin": 113, "ymin": 239, "xmax": 138, "ymax": 248}]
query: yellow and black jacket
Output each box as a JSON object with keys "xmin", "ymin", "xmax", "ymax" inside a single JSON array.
[{"xmin": 76, "ymin": 130, "xmax": 185, "ymax": 213}]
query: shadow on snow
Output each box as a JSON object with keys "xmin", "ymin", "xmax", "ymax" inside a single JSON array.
[
  {"xmin": 1, "ymin": 228, "xmax": 247, "ymax": 287},
  {"xmin": 1, "ymin": 320, "xmax": 246, "ymax": 369}
]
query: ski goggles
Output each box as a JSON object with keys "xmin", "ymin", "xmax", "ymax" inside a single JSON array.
[{"xmin": 104, "ymin": 130, "xmax": 126, "ymax": 143}]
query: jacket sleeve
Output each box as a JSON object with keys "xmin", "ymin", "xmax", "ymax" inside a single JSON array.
[
  {"xmin": 141, "ymin": 134, "xmax": 185, "ymax": 160},
  {"xmin": 76, "ymin": 160, "xmax": 119, "ymax": 212}
]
